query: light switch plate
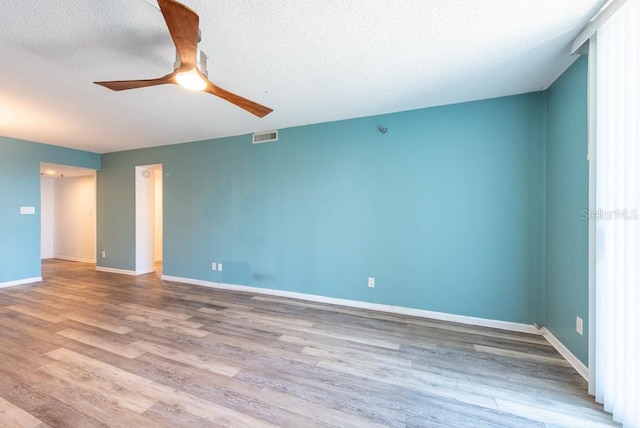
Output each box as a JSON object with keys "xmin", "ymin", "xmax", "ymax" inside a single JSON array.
[{"xmin": 20, "ymin": 206, "xmax": 35, "ymax": 215}]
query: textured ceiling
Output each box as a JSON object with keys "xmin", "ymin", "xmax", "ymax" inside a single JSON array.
[{"xmin": 0, "ymin": 0, "xmax": 603, "ymax": 154}]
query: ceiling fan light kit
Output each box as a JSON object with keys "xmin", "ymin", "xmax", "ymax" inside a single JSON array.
[
  {"xmin": 94, "ymin": 0, "xmax": 272, "ymax": 118},
  {"xmin": 174, "ymin": 49, "xmax": 208, "ymax": 91},
  {"xmin": 175, "ymin": 69, "xmax": 206, "ymax": 91}
]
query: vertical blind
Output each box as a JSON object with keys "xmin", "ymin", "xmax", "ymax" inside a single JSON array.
[{"xmin": 591, "ymin": 0, "xmax": 640, "ymax": 425}]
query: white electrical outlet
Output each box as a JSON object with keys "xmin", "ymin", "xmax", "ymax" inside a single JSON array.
[
  {"xmin": 218, "ymin": 263, "xmax": 223, "ymax": 271},
  {"xmin": 576, "ymin": 316, "xmax": 583, "ymax": 335},
  {"xmin": 368, "ymin": 277, "xmax": 375, "ymax": 288},
  {"xmin": 101, "ymin": 251, "xmax": 106, "ymax": 258},
  {"xmin": 212, "ymin": 262, "xmax": 217, "ymax": 271}
]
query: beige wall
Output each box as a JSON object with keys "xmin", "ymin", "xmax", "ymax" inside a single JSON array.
[
  {"xmin": 54, "ymin": 175, "xmax": 96, "ymax": 263},
  {"xmin": 40, "ymin": 177, "xmax": 55, "ymax": 259}
]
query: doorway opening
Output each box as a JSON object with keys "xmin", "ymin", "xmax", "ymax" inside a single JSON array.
[
  {"xmin": 135, "ymin": 164, "xmax": 163, "ymax": 275},
  {"xmin": 40, "ymin": 163, "xmax": 97, "ymax": 268}
]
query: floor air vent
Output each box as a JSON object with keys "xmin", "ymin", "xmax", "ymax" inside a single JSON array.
[{"xmin": 252, "ymin": 130, "xmax": 278, "ymax": 144}]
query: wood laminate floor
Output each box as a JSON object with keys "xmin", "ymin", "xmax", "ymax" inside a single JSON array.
[{"xmin": 0, "ymin": 259, "xmax": 617, "ymax": 427}]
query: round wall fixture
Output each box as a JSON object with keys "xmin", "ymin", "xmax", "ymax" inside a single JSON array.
[{"xmin": 141, "ymin": 170, "xmax": 151, "ymax": 178}]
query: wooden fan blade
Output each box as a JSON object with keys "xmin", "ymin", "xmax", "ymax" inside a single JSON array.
[
  {"xmin": 94, "ymin": 72, "xmax": 177, "ymax": 91},
  {"xmin": 157, "ymin": 0, "xmax": 199, "ymax": 70},
  {"xmin": 203, "ymin": 80, "xmax": 273, "ymax": 118}
]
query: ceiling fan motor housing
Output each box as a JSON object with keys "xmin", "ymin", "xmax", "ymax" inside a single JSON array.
[{"xmin": 174, "ymin": 49, "xmax": 208, "ymax": 77}]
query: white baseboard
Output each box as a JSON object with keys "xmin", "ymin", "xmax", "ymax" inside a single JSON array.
[
  {"xmin": 55, "ymin": 255, "xmax": 96, "ymax": 264},
  {"xmin": 95, "ymin": 266, "xmax": 158, "ymax": 276},
  {"xmin": 135, "ymin": 267, "xmax": 157, "ymax": 275},
  {"xmin": 161, "ymin": 275, "xmax": 540, "ymax": 335},
  {"xmin": 0, "ymin": 277, "xmax": 43, "ymax": 289},
  {"xmin": 95, "ymin": 266, "xmax": 137, "ymax": 275},
  {"xmin": 542, "ymin": 328, "xmax": 589, "ymax": 381}
]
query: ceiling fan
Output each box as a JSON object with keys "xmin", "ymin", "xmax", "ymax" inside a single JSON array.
[{"xmin": 94, "ymin": 0, "xmax": 272, "ymax": 118}]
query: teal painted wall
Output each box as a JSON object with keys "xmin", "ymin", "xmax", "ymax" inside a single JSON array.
[
  {"xmin": 545, "ymin": 56, "xmax": 589, "ymax": 364},
  {"xmin": 1, "ymin": 62, "xmax": 590, "ymax": 357},
  {"xmin": 0, "ymin": 136, "xmax": 100, "ymax": 283},
  {"xmin": 99, "ymin": 92, "xmax": 547, "ymax": 324}
]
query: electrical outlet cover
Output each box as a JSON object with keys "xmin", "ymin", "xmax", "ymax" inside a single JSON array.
[{"xmin": 576, "ymin": 316, "xmax": 583, "ymax": 335}]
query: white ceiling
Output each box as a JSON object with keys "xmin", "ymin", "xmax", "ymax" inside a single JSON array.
[{"xmin": 0, "ymin": 0, "xmax": 603, "ymax": 154}]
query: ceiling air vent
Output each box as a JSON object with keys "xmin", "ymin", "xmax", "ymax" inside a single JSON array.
[{"xmin": 252, "ymin": 130, "xmax": 278, "ymax": 144}]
